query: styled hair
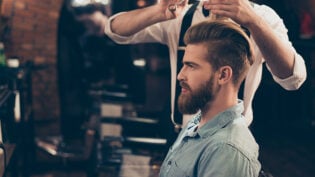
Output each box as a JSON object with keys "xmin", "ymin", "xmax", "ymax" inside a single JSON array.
[{"xmin": 184, "ymin": 20, "xmax": 254, "ymax": 87}]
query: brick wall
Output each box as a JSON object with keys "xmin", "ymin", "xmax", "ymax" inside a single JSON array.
[{"xmin": 1, "ymin": 0, "xmax": 64, "ymax": 120}]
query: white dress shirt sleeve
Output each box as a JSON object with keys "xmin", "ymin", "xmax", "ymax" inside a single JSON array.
[
  {"xmin": 105, "ymin": 12, "xmax": 171, "ymax": 45},
  {"xmin": 255, "ymin": 4, "xmax": 307, "ymax": 90}
]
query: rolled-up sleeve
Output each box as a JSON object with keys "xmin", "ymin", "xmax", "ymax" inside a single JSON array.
[
  {"xmin": 271, "ymin": 53, "xmax": 307, "ymax": 90},
  {"xmin": 258, "ymin": 5, "xmax": 307, "ymax": 90},
  {"xmin": 104, "ymin": 12, "xmax": 167, "ymax": 44}
]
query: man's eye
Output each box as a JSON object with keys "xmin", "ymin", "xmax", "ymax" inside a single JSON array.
[{"xmin": 187, "ymin": 64, "xmax": 194, "ymax": 68}]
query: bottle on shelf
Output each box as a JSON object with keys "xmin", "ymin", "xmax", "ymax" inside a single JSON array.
[{"xmin": 0, "ymin": 42, "xmax": 6, "ymax": 66}]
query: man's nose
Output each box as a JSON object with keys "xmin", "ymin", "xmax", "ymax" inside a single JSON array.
[{"xmin": 177, "ymin": 67, "xmax": 185, "ymax": 81}]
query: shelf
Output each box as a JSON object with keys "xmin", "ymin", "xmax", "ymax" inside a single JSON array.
[
  {"xmin": 101, "ymin": 116, "xmax": 159, "ymax": 124},
  {"xmin": 0, "ymin": 88, "xmax": 11, "ymax": 107},
  {"xmin": 125, "ymin": 137, "xmax": 166, "ymax": 145}
]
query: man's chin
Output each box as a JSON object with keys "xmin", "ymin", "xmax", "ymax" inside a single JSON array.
[
  {"xmin": 181, "ymin": 111, "xmax": 198, "ymax": 115},
  {"xmin": 179, "ymin": 107, "xmax": 199, "ymax": 115}
]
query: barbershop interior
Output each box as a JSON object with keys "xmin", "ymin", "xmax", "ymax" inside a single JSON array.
[{"xmin": 0, "ymin": 0, "xmax": 315, "ymax": 177}]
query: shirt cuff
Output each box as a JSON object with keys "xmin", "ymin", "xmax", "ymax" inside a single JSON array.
[{"xmin": 271, "ymin": 53, "xmax": 307, "ymax": 90}]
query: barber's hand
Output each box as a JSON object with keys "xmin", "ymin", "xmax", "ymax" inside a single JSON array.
[
  {"xmin": 203, "ymin": 0, "xmax": 259, "ymax": 28},
  {"xmin": 159, "ymin": 0, "xmax": 188, "ymax": 19}
]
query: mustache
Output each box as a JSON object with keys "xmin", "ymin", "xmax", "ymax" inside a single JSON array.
[{"xmin": 180, "ymin": 81, "xmax": 190, "ymax": 90}]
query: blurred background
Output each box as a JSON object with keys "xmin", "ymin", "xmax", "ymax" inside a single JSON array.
[{"xmin": 0, "ymin": 0, "xmax": 314, "ymax": 177}]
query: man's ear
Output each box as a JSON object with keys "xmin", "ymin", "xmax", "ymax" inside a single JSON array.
[{"xmin": 217, "ymin": 66, "xmax": 232, "ymax": 84}]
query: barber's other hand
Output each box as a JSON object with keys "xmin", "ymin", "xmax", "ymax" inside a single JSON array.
[{"xmin": 203, "ymin": 0, "xmax": 259, "ymax": 28}]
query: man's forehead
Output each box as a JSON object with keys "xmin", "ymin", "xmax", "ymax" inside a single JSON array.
[{"xmin": 185, "ymin": 44, "xmax": 209, "ymax": 60}]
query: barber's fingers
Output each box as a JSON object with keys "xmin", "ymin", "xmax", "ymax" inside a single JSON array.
[
  {"xmin": 205, "ymin": 0, "xmax": 252, "ymax": 7},
  {"xmin": 204, "ymin": 0, "xmax": 233, "ymax": 5},
  {"xmin": 204, "ymin": 0, "xmax": 256, "ymax": 27},
  {"xmin": 205, "ymin": 0, "xmax": 243, "ymax": 3},
  {"xmin": 203, "ymin": 0, "xmax": 251, "ymax": 16},
  {"xmin": 205, "ymin": 4, "xmax": 235, "ymax": 11}
]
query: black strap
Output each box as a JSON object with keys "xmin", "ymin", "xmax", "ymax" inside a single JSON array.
[
  {"xmin": 178, "ymin": 2, "xmax": 199, "ymax": 47},
  {"xmin": 174, "ymin": 2, "xmax": 199, "ymax": 126},
  {"xmin": 202, "ymin": 6, "xmax": 210, "ymax": 17}
]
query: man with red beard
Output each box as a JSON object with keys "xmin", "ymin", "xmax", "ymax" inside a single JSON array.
[{"xmin": 159, "ymin": 20, "xmax": 261, "ymax": 177}]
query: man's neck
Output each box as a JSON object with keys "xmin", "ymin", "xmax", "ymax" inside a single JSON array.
[{"xmin": 199, "ymin": 92, "xmax": 238, "ymax": 127}]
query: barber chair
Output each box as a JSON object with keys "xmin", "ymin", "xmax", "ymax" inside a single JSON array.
[{"xmin": 34, "ymin": 126, "xmax": 97, "ymax": 176}]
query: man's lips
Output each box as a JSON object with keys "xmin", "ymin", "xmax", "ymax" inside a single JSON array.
[
  {"xmin": 180, "ymin": 82, "xmax": 190, "ymax": 94},
  {"xmin": 181, "ymin": 88, "xmax": 188, "ymax": 94}
]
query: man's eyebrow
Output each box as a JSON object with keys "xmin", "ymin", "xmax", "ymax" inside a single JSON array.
[{"xmin": 183, "ymin": 61, "xmax": 199, "ymax": 67}]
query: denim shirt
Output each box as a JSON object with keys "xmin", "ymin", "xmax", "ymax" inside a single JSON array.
[{"xmin": 159, "ymin": 101, "xmax": 261, "ymax": 177}]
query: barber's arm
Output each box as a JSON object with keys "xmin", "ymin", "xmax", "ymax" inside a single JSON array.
[
  {"xmin": 109, "ymin": 0, "xmax": 187, "ymax": 36},
  {"xmin": 245, "ymin": 11, "xmax": 307, "ymax": 89},
  {"xmin": 242, "ymin": 10, "xmax": 295, "ymax": 79},
  {"xmin": 204, "ymin": 0, "xmax": 307, "ymax": 89}
]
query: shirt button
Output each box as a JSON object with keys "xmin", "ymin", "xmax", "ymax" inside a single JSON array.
[{"xmin": 168, "ymin": 161, "xmax": 172, "ymax": 165}]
